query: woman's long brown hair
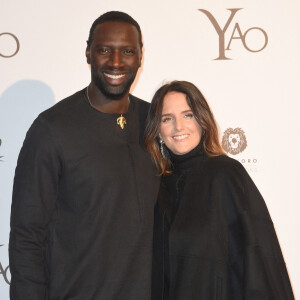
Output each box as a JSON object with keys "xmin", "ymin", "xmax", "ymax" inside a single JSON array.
[{"xmin": 144, "ymin": 80, "xmax": 225, "ymax": 175}]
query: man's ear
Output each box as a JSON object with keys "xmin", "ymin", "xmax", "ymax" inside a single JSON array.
[
  {"xmin": 139, "ymin": 49, "xmax": 143, "ymax": 68},
  {"xmin": 86, "ymin": 43, "xmax": 91, "ymax": 64}
]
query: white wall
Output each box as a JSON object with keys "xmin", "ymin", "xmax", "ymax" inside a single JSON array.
[{"xmin": 1, "ymin": 0, "xmax": 299, "ymax": 298}]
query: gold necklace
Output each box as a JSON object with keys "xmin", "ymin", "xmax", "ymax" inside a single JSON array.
[
  {"xmin": 116, "ymin": 114, "xmax": 126, "ymax": 129},
  {"xmin": 86, "ymin": 87, "xmax": 127, "ymax": 130}
]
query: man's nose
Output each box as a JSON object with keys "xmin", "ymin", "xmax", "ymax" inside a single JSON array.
[{"xmin": 109, "ymin": 51, "xmax": 123, "ymax": 68}]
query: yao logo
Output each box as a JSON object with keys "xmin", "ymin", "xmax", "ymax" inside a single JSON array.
[
  {"xmin": 222, "ymin": 128, "xmax": 247, "ymax": 155},
  {"xmin": 198, "ymin": 8, "xmax": 268, "ymax": 60}
]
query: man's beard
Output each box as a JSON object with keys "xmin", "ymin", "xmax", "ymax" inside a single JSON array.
[{"xmin": 91, "ymin": 66, "xmax": 137, "ymax": 100}]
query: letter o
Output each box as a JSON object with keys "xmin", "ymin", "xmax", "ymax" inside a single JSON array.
[
  {"xmin": 0, "ymin": 32, "xmax": 20, "ymax": 58},
  {"xmin": 242, "ymin": 27, "xmax": 268, "ymax": 53}
]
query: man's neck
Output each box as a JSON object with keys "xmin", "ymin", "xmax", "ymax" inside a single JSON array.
[{"xmin": 87, "ymin": 83, "xmax": 130, "ymax": 114}]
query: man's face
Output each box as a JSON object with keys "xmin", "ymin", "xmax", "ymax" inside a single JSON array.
[{"xmin": 86, "ymin": 21, "xmax": 142, "ymax": 100}]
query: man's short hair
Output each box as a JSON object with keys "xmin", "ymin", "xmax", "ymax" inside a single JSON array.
[{"xmin": 87, "ymin": 11, "xmax": 143, "ymax": 49}]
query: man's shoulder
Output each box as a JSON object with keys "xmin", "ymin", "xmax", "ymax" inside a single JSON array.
[
  {"xmin": 130, "ymin": 94, "xmax": 150, "ymax": 120},
  {"xmin": 28, "ymin": 88, "xmax": 86, "ymax": 134},
  {"xmin": 130, "ymin": 94, "xmax": 150, "ymax": 107},
  {"xmin": 40, "ymin": 89, "xmax": 85, "ymax": 118}
]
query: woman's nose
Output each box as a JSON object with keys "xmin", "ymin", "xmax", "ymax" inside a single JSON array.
[{"xmin": 174, "ymin": 118, "xmax": 184, "ymax": 131}]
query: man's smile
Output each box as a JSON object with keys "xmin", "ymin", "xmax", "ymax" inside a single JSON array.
[
  {"xmin": 103, "ymin": 72, "xmax": 128, "ymax": 85},
  {"xmin": 104, "ymin": 72, "xmax": 126, "ymax": 79}
]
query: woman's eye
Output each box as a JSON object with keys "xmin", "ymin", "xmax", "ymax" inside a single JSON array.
[
  {"xmin": 162, "ymin": 117, "xmax": 172, "ymax": 123},
  {"xmin": 184, "ymin": 113, "xmax": 194, "ymax": 119}
]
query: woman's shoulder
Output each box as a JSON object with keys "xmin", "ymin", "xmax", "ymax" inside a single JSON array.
[
  {"xmin": 206, "ymin": 154, "xmax": 238, "ymax": 165},
  {"xmin": 204, "ymin": 154, "xmax": 244, "ymax": 171},
  {"xmin": 191, "ymin": 154, "xmax": 248, "ymax": 181}
]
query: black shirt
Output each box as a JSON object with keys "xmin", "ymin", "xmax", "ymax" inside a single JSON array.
[{"xmin": 9, "ymin": 89, "xmax": 160, "ymax": 300}]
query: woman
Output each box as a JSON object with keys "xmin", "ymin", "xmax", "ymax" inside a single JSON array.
[{"xmin": 145, "ymin": 81, "xmax": 294, "ymax": 300}]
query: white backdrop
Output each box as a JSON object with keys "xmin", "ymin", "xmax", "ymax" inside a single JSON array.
[{"xmin": 1, "ymin": 0, "xmax": 299, "ymax": 298}]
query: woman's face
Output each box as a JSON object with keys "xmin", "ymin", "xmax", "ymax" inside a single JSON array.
[{"xmin": 159, "ymin": 91, "xmax": 202, "ymax": 155}]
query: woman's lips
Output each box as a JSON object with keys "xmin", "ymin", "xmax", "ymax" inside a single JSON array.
[{"xmin": 172, "ymin": 134, "xmax": 189, "ymax": 141}]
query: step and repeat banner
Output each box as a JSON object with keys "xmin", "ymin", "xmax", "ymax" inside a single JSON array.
[{"xmin": 1, "ymin": 0, "xmax": 299, "ymax": 298}]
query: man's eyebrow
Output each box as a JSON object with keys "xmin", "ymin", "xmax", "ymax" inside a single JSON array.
[
  {"xmin": 93, "ymin": 43, "xmax": 108, "ymax": 47},
  {"xmin": 93, "ymin": 43, "xmax": 138, "ymax": 47}
]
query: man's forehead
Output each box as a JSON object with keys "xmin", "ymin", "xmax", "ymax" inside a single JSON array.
[
  {"xmin": 90, "ymin": 22, "xmax": 140, "ymax": 48},
  {"xmin": 94, "ymin": 21, "xmax": 139, "ymax": 36}
]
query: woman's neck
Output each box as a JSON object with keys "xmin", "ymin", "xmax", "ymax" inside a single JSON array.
[{"xmin": 169, "ymin": 142, "xmax": 204, "ymax": 171}]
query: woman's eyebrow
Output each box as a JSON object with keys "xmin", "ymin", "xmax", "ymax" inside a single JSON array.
[{"xmin": 161, "ymin": 113, "xmax": 173, "ymax": 117}]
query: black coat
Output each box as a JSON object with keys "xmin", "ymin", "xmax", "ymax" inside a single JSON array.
[{"xmin": 152, "ymin": 149, "xmax": 294, "ymax": 300}]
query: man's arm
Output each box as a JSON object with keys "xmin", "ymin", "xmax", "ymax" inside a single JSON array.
[{"xmin": 9, "ymin": 117, "xmax": 63, "ymax": 300}]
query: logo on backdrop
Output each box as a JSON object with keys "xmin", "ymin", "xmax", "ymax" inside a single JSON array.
[
  {"xmin": 198, "ymin": 8, "xmax": 268, "ymax": 60},
  {"xmin": 0, "ymin": 263, "xmax": 10, "ymax": 285},
  {"xmin": 222, "ymin": 127, "xmax": 258, "ymax": 172},
  {"xmin": 222, "ymin": 127, "xmax": 247, "ymax": 155},
  {"xmin": 0, "ymin": 32, "xmax": 20, "ymax": 58},
  {"xmin": 0, "ymin": 245, "xmax": 10, "ymax": 285}
]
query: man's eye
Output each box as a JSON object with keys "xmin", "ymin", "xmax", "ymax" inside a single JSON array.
[
  {"xmin": 123, "ymin": 49, "xmax": 134, "ymax": 56},
  {"xmin": 98, "ymin": 48, "xmax": 110, "ymax": 54}
]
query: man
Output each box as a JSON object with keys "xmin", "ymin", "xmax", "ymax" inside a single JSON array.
[{"xmin": 9, "ymin": 11, "xmax": 159, "ymax": 300}]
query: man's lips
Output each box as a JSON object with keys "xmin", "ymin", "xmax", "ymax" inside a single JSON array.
[
  {"xmin": 104, "ymin": 72, "xmax": 126, "ymax": 80},
  {"xmin": 103, "ymin": 72, "xmax": 128, "ymax": 86}
]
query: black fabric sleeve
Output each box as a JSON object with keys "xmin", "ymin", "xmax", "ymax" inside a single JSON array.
[
  {"xmin": 229, "ymin": 162, "xmax": 294, "ymax": 299},
  {"xmin": 9, "ymin": 117, "xmax": 63, "ymax": 300}
]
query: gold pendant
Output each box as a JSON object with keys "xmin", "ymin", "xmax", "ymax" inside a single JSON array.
[{"xmin": 117, "ymin": 114, "xmax": 126, "ymax": 130}]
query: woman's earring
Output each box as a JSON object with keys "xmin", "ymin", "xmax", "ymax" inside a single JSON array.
[{"xmin": 159, "ymin": 135, "xmax": 166, "ymax": 159}]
